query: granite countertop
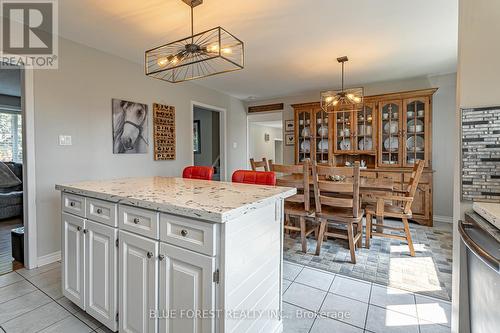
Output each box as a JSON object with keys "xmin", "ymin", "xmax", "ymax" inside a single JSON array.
[{"xmin": 55, "ymin": 177, "xmax": 296, "ymax": 223}]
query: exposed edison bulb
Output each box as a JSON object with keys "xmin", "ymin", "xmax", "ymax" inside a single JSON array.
[
  {"xmin": 157, "ymin": 57, "xmax": 169, "ymax": 67},
  {"xmin": 221, "ymin": 48, "xmax": 232, "ymax": 54},
  {"xmin": 325, "ymin": 96, "xmax": 334, "ymax": 103},
  {"xmin": 353, "ymin": 96, "xmax": 361, "ymax": 103},
  {"xmin": 207, "ymin": 44, "xmax": 219, "ymax": 52},
  {"xmin": 346, "ymin": 93, "xmax": 355, "ymax": 100},
  {"xmin": 171, "ymin": 56, "xmax": 179, "ymax": 65},
  {"xmin": 332, "ymin": 100, "xmax": 339, "ymax": 106}
]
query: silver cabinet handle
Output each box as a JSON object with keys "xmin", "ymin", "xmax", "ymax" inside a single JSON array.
[
  {"xmin": 158, "ymin": 254, "xmax": 165, "ymax": 261},
  {"xmin": 133, "ymin": 218, "xmax": 140, "ymax": 224},
  {"xmin": 147, "ymin": 251, "xmax": 153, "ymax": 259},
  {"xmin": 96, "ymin": 208, "xmax": 102, "ymax": 214},
  {"xmin": 77, "ymin": 226, "xmax": 81, "ymax": 231},
  {"xmin": 181, "ymin": 229, "xmax": 188, "ymax": 237},
  {"xmin": 83, "ymin": 229, "xmax": 88, "ymax": 234},
  {"xmin": 70, "ymin": 202, "xmax": 75, "ymax": 207}
]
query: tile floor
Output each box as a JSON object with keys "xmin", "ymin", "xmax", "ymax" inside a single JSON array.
[
  {"xmin": 284, "ymin": 219, "xmax": 453, "ymax": 300},
  {"xmin": 282, "ymin": 261, "xmax": 451, "ymax": 333},
  {"xmin": 0, "ymin": 261, "xmax": 451, "ymax": 333},
  {"xmin": 0, "ymin": 218, "xmax": 24, "ymax": 275}
]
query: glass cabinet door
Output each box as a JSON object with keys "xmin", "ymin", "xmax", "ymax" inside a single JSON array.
[
  {"xmin": 314, "ymin": 108, "xmax": 329, "ymax": 164},
  {"xmin": 404, "ymin": 97, "xmax": 429, "ymax": 167},
  {"xmin": 335, "ymin": 110, "xmax": 353, "ymax": 153},
  {"xmin": 296, "ymin": 109, "xmax": 312, "ymax": 163},
  {"xmin": 355, "ymin": 103, "xmax": 375, "ymax": 152},
  {"xmin": 379, "ymin": 101, "xmax": 402, "ymax": 167}
]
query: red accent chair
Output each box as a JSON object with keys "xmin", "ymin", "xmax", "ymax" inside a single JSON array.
[
  {"xmin": 231, "ymin": 170, "xmax": 276, "ymax": 186},
  {"xmin": 182, "ymin": 166, "xmax": 214, "ymax": 180}
]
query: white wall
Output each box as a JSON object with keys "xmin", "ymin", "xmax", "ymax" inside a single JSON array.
[
  {"xmin": 246, "ymin": 73, "xmax": 457, "ymax": 219},
  {"xmin": 452, "ymin": 1, "xmax": 500, "ymax": 332},
  {"xmin": 248, "ymin": 124, "xmax": 282, "ymax": 164},
  {"xmin": 32, "ymin": 37, "xmax": 247, "ymax": 258}
]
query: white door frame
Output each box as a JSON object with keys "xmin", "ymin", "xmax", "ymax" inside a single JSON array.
[
  {"xmin": 190, "ymin": 101, "xmax": 227, "ymax": 181},
  {"xmin": 14, "ymin": 64, "xmax": 37, "ymax": 269},
  {"xmin": 273, "ymin": 138, "xmax": 284, "ymax": 164},
  {"xmin": 246, "ymin": 111, "xmax": 284, "ymax": 168}
]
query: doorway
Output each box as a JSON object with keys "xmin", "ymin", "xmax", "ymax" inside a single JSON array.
[
  {"xmin": 0, "ymin": 64, "xmax": 24, "ymax": 274},
  {"xmin": 247, "ymin": 112, "xmax": 283, "ymax": 168},
  {"xmin": 192, "ymin": 103, "xmax": 225, "ymax": 181}
]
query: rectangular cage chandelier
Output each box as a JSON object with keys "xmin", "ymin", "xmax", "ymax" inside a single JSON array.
[{"xmin": 145, "ymin": 0, "xmax": 244, "ymax": 83}]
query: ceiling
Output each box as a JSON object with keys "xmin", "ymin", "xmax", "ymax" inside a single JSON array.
[
  {"xmin": 58, "ymin": 0, "xmax": 458, "ymax": 100},
  {"xmin": 0, "ymin": 67, "xmax": 21, "ymax": 96}
]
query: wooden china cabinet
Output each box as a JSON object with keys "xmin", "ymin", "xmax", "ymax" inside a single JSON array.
[{"xmin": 291, "ymin": 88, "xmax": 436, "ymax": 226}]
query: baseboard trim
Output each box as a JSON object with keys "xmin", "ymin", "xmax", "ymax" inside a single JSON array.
[
  {"xmin": 434, "ymin": 215, "xmax": 453, "ymax": 224},
  {"xmin": 37, "ymin": 251, "xmax": 61, "ymax": 267}
]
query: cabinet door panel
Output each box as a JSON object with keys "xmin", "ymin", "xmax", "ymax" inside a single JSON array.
[
  {"xmin": 86, "ymin": 221, "xmax": 118, "ymax": 331},
  {"xmin": 119, "ymin": 230, "xmax": 158, "ymax": 333},
  {"xmin": 159, "ymin": 242, "xmax": 215, "ymax": 333},
  {"xmin": 62, "ymin": 213, "xmax": 85, "ymax": 309}
]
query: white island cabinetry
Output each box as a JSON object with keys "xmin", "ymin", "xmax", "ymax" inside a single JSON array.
[{"xmin": 57, "ymin": 177, "xmax": 295, "ymax": 333}]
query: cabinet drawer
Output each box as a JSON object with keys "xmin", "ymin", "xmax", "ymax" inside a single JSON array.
[
  {"xmin": 86, "ymin": 198, "xmax": 117, "ymax": 227},
  {"xmin": 62, "ymin": 193, "xmax": 86, "ymax": 218},
  {"xmin": 160, "ymin": 213, "xmax": 216, "ymax": 256},
  {"xmin": 378, "ymin": 172, "xmax": 402, "ymax": 183},
  {"xmin": 362, "ymin": 172, "xmax": 377, "ymax": 179},
  {"xmin": 119, "ymin": 205, "xmax": 159, "ymax": 239}
]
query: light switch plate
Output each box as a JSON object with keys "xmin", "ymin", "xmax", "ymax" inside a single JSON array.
[
  {"xmin": 59, "ymin": 135, "xmax": 72, "ymax": 146},
  {"xmin": 233, "ymin": 142, "xmax": 237, "ymax": 149}
]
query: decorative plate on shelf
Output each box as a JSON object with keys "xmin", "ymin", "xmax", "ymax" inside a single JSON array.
[
  {"xmin": 317, "ymin": 125, "xmax": 328, "ymax": 137},
  {"xmin": 301, "ymin": 127, "xmax": 311, "ymax": 137},
  {"xmin": 317, "ymin": 139, "xmax": 328, "ymax": 151},
  {"xmin": 383, "ymin": 137, "xmax": 399, "ymax": 151},
  {"xmin": 358, "ymin": 137, "xmax": 373, "ymax": 150},
  {"xmin": 300, "ymin": 140, "xmax": 311, "ymax": 153},
  {"xmin": 407, "ymin": 119, "xmax": 424, "ymax": 133},
  {"xmin": 384, "ymin": 122, "xmax": 399, "ymax": 134},
  {"xmin": 339, "ymin": 138, "xmax": 351, "ymax": 151},
  {"xmin": 406, "ymin": 136, "xmax": 424, "ymax": 151}
]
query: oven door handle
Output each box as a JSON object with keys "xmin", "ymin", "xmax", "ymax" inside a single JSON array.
[{"xmin": 459, "ymin": 220, "xmax": 500, "ymax": 272}]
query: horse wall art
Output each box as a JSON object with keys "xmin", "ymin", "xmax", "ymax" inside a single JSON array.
[{"xmin": 112, "ymin": 98, "xmax": 149, "ymax": 154}]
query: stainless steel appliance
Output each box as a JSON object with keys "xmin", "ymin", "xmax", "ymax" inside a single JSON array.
[{"xmin": 459, "ymin": 210, "xmax": 500, "ymax": 333}]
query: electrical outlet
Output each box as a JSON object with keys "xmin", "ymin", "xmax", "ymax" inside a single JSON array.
[{"xmin": 59, "ymin": 135, "xmax": 72, "ymax": 146}]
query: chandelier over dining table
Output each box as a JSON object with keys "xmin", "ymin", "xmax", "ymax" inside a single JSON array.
[
  {"xmin": 145, "ymin": 0, "xmax": 244, "ymax": 83},
  {"xmin": 320, "ymin": 56, "xmax": 363, "ymax": 113}
]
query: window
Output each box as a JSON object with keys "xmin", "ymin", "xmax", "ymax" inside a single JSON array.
[{"xmin": 0, "ymin": 107, "xmax": 22, "ymax": 162}]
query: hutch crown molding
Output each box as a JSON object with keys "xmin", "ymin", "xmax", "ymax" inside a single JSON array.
[{"xmin": 292, "ymin": 88, "xmax": 437, "ymax": 226}]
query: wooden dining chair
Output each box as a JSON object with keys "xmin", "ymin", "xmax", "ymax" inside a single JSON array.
[
  {"xmin": 365, "ymin": 160, "xmax": 425, "ymax": 256},
  {"xmin": 271, "ymin": 159, "xmax": 315, "ymax": 253},
  {"xmin": 250, "ymin": 157, "xmax": 272, "ymax": 171},
  {"xmin": 312, "ymin": 161, "xmax": 363, "ymax": 264}
]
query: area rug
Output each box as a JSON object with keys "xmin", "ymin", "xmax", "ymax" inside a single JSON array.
[{"xmin": 283, "ymin": 219, "xmax": 453, "ymax": 300}]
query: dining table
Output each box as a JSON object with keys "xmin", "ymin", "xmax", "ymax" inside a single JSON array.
[
  {"xmin": 276, "ymin": 174, "xmax": 395, "ymax": 192},
  {"xmin": 276, "ymin": 174, "xmax": 396, "ymax": 233}
]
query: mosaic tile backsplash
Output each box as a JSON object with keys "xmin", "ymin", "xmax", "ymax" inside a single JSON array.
[{"xmin": 462, "ymin": 106, "xmax": 500, "ymax": 201}]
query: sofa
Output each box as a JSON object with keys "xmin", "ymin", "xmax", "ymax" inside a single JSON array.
[{"xmin": 0, "ymin": 162, "xmax": 23, "ymax": 220}]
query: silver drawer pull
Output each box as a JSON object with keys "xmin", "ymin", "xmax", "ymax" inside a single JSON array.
[
  {"xmin": 96, "ymin": 208, "xmax": 102, "ymax": 214},
  {"xmin": 83, "ymin": 229, "xmax": 88, "ymax": 234},
  {"xmin": 181, "ymin": 229, "xmax": 188, "ymax": 237},
  {"xmin": 147, "ymin": 251, "xmax": 153, "ymax": 259},
  {"xmin": 77, "ymin": 226, "xmax": 81, "ymax": 231},
  {"xmin": 133, "ymin": 218, "xmax": 140, "ymax": 224},
  {"xmin": 69, "ymin": 202, "xmax": 75, "ymax": 207},
  {"xmin": 158, "ymin": 254, "xmax": 165, "ymax": 261}
]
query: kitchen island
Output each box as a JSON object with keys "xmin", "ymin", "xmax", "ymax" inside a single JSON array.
[{"xmin": 56, "ymin": 177, "xmax": 296, "ymax": 333}]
